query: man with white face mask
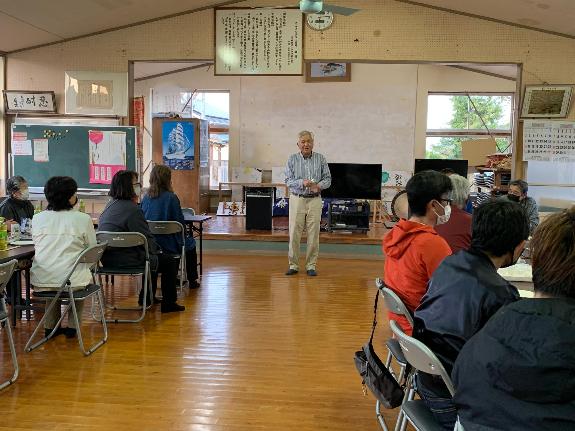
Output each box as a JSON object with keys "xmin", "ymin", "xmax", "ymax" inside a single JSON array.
[
  {"xmin": 412, "ymin": 200, "xmax": 529, "ymax": 430},
  {"xmin": 0, "ymin": 175, "xmax": 35, "ymax": 228},
  {"xmin": 382, "ymin": 170, "xmax": 453, "ymax": 335}
]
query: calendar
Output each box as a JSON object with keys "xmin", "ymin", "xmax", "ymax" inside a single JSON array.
[{"xmin": 523, "ymin": 120, "xmax": 575, "ymax": 162}]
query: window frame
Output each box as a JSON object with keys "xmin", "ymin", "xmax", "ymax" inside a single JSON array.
[{"xmin": 426, "ymin": 92, "xmax": 514, "ymax": 157}]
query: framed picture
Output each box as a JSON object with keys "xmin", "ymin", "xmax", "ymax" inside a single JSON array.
[
  {"xmin": 305, "ymin": 62, "xmax": 351, "ymax": 83},
  {"xmin": 521, "ymin": 85, "xmax": 573, "ymax": 118},
  {"xmin": 65, "ymin": 71, "xmax": 128, "ymax": 116},
  {"xmin": 3, "ymin": 90, "xmax": 56, "ymax": 114}
]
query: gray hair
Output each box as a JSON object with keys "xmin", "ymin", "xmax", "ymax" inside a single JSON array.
[
  {"xmin": 449, "ymin": 174, "xmax": 470, "ymax": 208},
  {"xmin": 6, "ymin": 176, "xmax": 27, "ymax": 196},
  {"xmin": 298, "ymin": 130, "xmax": 314, "ymax": 141}
]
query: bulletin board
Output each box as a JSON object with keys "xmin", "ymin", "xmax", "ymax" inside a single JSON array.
[
  {"xmin": 11, "ymin": 124, "xmax": 137, "ymax": 190},
  {"xmin": 214, "ymin": 8, "xmax": 303, "ymax": 75}
]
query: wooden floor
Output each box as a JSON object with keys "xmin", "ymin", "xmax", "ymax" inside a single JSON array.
[
  {"xmin": 0, "ymin": 255, "xmax": 401, "ymax": 431},
  {"xmin": 204, "ymin": 216, "xmax": 389, "ymax": 245}
]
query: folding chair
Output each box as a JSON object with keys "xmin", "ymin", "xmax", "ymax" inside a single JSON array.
[
  {"xmin": 182, "ymin": 207, "xmax": 195, "ymax": 217},
  {"xmin": 147, "ymin": 221, "xmax": 187, "ymax": 294},
  {"xmin": 375, "ymin": 278, "xmax": 414, "ymax": 431},
  {"xmin": 25, "ymin": 244, "xmax": 108, "ymax": 356},
  {"xmin": 0, "ymin": 260, "xmax": 19, "ymax": 389},
  {"xmin": 96, "ymin": 232, "xmax": 154, "ymax": 323},
  {"xmin": 390, "ymin": 320, "xmax": 455, "ymax": 431}
]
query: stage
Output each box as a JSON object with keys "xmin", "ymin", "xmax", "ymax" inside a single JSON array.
[{"xmin": 201, "ymin": 215, "xmax": 388, "ymax": 259}]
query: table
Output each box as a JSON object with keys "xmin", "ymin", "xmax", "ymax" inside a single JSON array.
[
  {"xmin": 218, "ymin": 182, "xmax": 289, "ymax": 203},
  {"xmin": 0, "ymin": 245, "xmax": 36, "ymax": 326},
  {"xmin": 183, "ymin": 214, "xmax": 211, "ymax": 276}
]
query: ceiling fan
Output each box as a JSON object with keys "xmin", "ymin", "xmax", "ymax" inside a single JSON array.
[
  {"xmin": 258, "ymin": 1, "xmax": 359, "ymax": 16},
  {"xmin": 298, "ymin": 0, "xmax": 359, "ymax": 16}
]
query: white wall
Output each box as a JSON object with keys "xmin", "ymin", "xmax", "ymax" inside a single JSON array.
[{"xmin": 135, "ymin": 63, "xmax": 515, "ymax": 179}]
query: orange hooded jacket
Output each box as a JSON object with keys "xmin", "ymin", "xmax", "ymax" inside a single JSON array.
[{"xmin": 383, "ymin": 219, "xmax": 451, "ymax": 335}]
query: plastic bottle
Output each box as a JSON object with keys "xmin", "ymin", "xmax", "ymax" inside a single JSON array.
[
  {"xmin": 79, "ymin": 199, "xmax": 86, "ymax": 213},
  {"xmin": 0, "ymin": 218, "xmax": 8, "ymax": 251}
]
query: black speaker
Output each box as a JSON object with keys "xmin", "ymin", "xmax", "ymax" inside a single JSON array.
[{"xmin": 246, "ymin": 188, "xmax": 273, "ymax": 230}]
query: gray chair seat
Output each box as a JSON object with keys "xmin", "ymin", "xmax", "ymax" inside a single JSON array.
[
  {"xmin": 33, "ymin": 284, "xmax": 101, "ymax": 300},
  {"xmin": 386, "ymin": 338, "xmax": 407, "ymax": 365},
  {"xmin": 402, "ymin": 400, "xmax": 445, "ymax": 431},
  {"xmin": 0, "ymin": 310, "xmax": 7, "ymax": 321}
]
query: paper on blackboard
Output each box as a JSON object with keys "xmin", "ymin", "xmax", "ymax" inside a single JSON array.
[
  {"xmin": 11, "ymin": 140, "xmax": 32, "ymax": 156},
  {"xmin": 33, "ymin": 139, "xmax": 49, "ymax": 162}
]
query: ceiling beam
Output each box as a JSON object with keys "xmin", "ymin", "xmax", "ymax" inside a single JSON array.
[
  {"xmin": 134, "ymin": 62, "xmax": 214, "ymax": 82},
  {"xmin": 449, "ymin": 65, "xmax": 517, "ymax": 81},
  {"xmin": 6, "ymin": 0, "xmax": 246, "ymax": 54},
  {"xmin": 395, "ymin": 0, "xmax": 575, "ymax": 40}
]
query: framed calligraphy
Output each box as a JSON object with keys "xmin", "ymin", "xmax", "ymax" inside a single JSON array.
[
  {"xmin": 3, "ymin": 90, "xmax": 57, "ymax": 114},
  {"xmin": 215, "ymin": 8, "xmax": 303, "ymax": 75}
]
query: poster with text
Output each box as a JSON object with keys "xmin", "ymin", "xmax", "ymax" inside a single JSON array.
[
  {"xmin": 89, "ymin": 130, "xmax": 127, "ymax": 184},
  {"xmin": 162, "ymin": 121, "xmax": 195, "ymax": 170}
]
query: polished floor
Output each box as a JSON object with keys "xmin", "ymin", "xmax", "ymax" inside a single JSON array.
[{"xmin": 0, "ymin": 255, "xmax": 399, "ymax": 431}]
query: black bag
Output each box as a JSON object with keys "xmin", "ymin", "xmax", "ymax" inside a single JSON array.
[{"xmin": 354, "ymin": 290, "xmax": 404, "ymax": 409}]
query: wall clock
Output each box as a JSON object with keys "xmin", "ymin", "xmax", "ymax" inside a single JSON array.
[{"xmin": 306, "ymin": 11, "xmax": 334, "ymax": 31}]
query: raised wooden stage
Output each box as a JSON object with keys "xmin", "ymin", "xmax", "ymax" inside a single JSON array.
[{"xmin": 203, "ymin": 215, "xmax": 388, "ymax": 246}]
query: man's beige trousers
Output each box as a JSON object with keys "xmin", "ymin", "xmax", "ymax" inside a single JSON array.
[{"xmin": 288, "ymin": 194, "xmax": 322, "ymax": 271}]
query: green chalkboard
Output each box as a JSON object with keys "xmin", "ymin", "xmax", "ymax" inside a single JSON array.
[{"xmin": 11, "ymin": 124, "xmax": 137, "ymax": 190}]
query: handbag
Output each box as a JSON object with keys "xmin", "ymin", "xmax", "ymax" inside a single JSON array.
[{"xmin": 354, "ymin": 289, "xmax": 404, "ymax": 409}]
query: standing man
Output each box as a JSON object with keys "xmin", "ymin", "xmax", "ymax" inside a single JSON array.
[{"xmin": 285, "ymin": 131, "xmax": 331, "ymax": 276}]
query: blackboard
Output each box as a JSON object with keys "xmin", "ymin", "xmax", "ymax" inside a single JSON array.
[{"xmin": 11, "ymin": 124, "xmax": 137, "ymax": 190}]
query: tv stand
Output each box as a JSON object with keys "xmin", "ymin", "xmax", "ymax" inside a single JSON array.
[{"xmin": 327, "ymin": 200, "xmax": 370, "ymax": 232}]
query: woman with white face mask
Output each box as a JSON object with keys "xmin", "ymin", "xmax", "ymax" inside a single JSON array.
[{"xmin": 0, "ymin": 175, "xmax": 35, "ymax": 228}]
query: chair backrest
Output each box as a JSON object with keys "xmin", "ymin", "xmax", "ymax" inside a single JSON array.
[
  {"xmin": 376, "ymin": 278, "xmax": 415, "ymax": 328},
  {"xmin": 182, "ymin": 208, "xmax": 195, "ymax": 217},
  {"xmin": 96, "ymin": 231, "xmax": 149, "ymax": 259},
  {"xmin": 390, "ymin": 319, "xmax": 455, "ymax": 396},
  {"xmin": 0, "ymin": 260, "xmax": 18, "ymax": 295},
  {"xmin": 60, "ymin": 243, "xmax": 109, "ymax": 289},
  {"xmin": 147, "ymin": 220, "xmax": 184, "ymax": 236},
  {"xmin": 77, "ymin": 243, "xmax": 108, "ymax": 267}
]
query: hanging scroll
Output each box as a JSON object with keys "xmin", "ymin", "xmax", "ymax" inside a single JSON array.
[{"xmin": 215, "ymin": 8, "xmax": 303, "ymax": 75}]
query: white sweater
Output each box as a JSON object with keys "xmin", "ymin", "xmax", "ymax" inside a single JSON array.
[{"xmin": 31, "ymin": 210, "xmax": 97, "ymax": 289}]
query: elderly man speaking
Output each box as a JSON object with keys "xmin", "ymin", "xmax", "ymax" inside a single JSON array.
[{"xmin": 285, "ymin": 131, "xmax": 331, "ymax": 276}]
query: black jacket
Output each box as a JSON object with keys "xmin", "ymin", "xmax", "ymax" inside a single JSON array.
[
  {"xmin": 413, "ymin": 249, "xmax": 519, "ymax": 397},
  {"xmin": 453, "ymin": 298, "xmax": 575, "ymax": 431},
  {"xmin": 97, "ymin": 199, "xmax": 160, "ymax": 270},
  {"xmin": 0, "ymin": 197, "xmax": 34, "ymax": 224}
]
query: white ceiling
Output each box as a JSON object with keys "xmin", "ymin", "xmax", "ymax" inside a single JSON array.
[
  {"xmin": 0, "ymin": 0, "xmax": 236, "ymax": 52},
  {"xmin": 1, "ymin": 0, "xmax": 574, "ymax": 53},
  {"xmin": 403, "ymin": 0, "xmax": 575, "ymax": 37}
]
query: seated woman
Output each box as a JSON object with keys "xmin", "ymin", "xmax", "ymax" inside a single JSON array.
[
  {"xmin": 98, "ymin": 170, "xmax": 184, "ymax": 313},
  {"xmin": 0, "ymin": 175, "xmax": 34, "ymax": 228},
  {"xmin": 31, "ymin": 176, "xmax": 96, "ymax": 338},
  {"xmin": 452, "ymin": 207, "xmax": 575, "ymax": 430},
  {"xmin": 435, "ymin": 174, "xmax": 472, "ymax": 253},
  {"xmin": 141, "ymin": 165, "xmax": 199, "ymax": 288},
  {"xmin": 507, "ymin": 179, "xmax": 539, "ymax": 234}
]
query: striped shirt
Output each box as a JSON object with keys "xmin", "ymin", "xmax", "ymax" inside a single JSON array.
[{"xmin": 285, "ymin": 151, "xmax": 331, "ymax": 195}]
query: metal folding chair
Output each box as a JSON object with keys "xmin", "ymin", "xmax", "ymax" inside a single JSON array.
[
  {"xmin": 390, "ymin": 320, "xmax": 455, "ymax": 431},
  {"xmin": 147, "ymin": 221, "xmax": 187, "ymax": 294},
  {"xmin": 96, "ymin": 232, "xmax": 154, "ymax": 323},
  {"xmin": 182, "ymin": 207, "xmax": 195, "ymax": 217},
  {"xmin": 25, "ymin": 244, "xmax": 109, "ymax": 356},
  {"xmin": 375, "ymin": 278, "xmax": 414, "ymax": 431},
  {"xmin": 0, "ymin": 260, "xmax": 19, "ymax": 389}
]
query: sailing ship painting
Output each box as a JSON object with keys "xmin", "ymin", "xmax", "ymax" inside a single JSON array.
[{"xmin": 162, "ymin": 121, "xmax": 195, "ymax": 170}]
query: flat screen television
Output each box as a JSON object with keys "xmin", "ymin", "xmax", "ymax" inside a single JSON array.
[
  {"xmin": 414, "ymin": 159, "xmax": 468, "ymax": 178},
  {"xmin": 322, "ymin": 163, "xmax": 382, "ymax": 200}
]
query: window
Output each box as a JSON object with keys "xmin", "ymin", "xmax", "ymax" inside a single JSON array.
[
  {"xmin": 181, "ymin": 91, "xmax": 230, "ymax": 189},
  {"xmin": 426, "ymin": 93, "xmax": 513, "ymax": 159}
]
